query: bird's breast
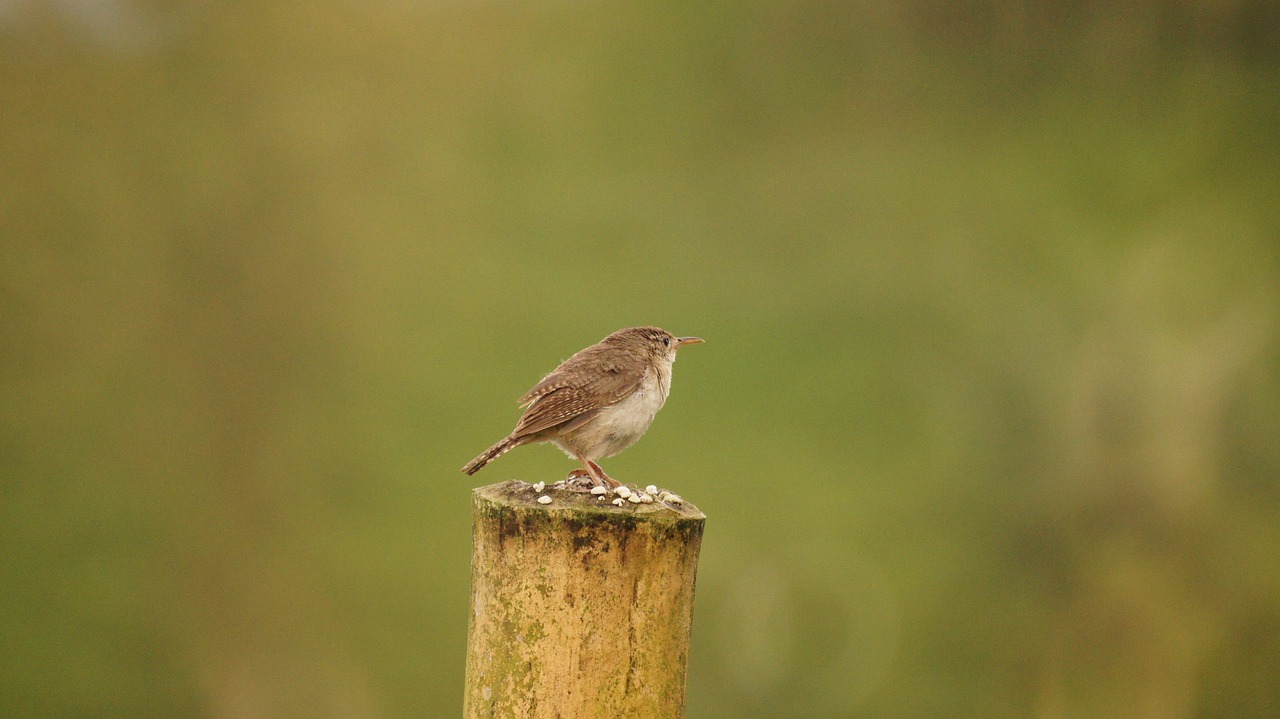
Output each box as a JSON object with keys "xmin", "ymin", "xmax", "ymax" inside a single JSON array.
[{"xmin": 575, "ymin": 365, "xmax": 671, "ymax": 459}]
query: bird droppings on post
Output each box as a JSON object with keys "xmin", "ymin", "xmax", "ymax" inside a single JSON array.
[
  {"xmin": 485, "ymin": 479, "xmax": 701, "ymax": 518},
  {"xmin": 495, "ymin": 478, "xmax": 697, "ymax": 516}
]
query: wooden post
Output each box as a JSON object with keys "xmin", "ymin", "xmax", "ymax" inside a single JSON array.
[{"xmin": 464, "ymin": 480, "xmax": 706, "ymax": 719}]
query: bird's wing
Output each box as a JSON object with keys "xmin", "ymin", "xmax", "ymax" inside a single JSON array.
[
  {"xmin": 511, "ymin": 386, "xmax": 601, "ymax": 438},
  {"xmin": 512, "ymin": 347, "xmax": 647, "ymax": 438}
]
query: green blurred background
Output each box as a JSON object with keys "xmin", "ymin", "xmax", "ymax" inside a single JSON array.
[{"xmin": 3, "ymin": 1, "xmax": 1279, "ymax": 717}]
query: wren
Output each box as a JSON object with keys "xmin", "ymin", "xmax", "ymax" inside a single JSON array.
[{"xmin": 462, "ymin": 326, "xmax": 703, "ymax": 487}]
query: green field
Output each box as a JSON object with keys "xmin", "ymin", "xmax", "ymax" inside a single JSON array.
[{"xmin": 3, "ymin": 2, "xmax": 1278, "ymax": 717}]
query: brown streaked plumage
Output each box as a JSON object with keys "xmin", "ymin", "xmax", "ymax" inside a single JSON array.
[{"xmin": 461, "ymin": 326, "xmax": 703, "ymax": 487}]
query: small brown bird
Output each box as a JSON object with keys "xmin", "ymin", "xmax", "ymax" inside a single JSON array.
[{"xmin": 462, "ymin": 326, "xmax": 703, "ymax": 487}]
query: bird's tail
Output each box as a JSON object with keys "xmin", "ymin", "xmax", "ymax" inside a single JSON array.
[{"xmin": 462, "ymin": 436, "xmax": 519, "ymax": 475}]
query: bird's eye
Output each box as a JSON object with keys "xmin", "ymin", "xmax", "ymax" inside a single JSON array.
[{"xmin": 662, "ymin": 337, "xmax": 670, "ymax": 346}]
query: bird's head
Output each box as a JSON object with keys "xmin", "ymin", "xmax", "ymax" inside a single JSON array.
[{"xmin": 608, "ymin": 326, "xmax": 704, "ymax": 363}]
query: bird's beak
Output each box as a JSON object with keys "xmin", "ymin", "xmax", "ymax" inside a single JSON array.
[{"xmin": 675, "ymin": 336, "xmax": 704, "ymax": 347}]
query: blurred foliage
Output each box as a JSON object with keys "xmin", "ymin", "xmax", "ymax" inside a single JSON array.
[{"xmin": 2, "ymin": 1, "xmax": 1279, "ymax": 717}]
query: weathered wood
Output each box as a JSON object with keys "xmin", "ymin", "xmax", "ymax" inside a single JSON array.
[{"xmin": 464, "ymin": 480, "xmax": 706, "ymax": 719}]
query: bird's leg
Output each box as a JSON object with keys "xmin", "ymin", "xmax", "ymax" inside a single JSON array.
[
  {"xmin": 565, "ymin": 468, "xmax": 593, "ymax": 483},
  {"xmin": 573, "ymin": 452, "xmax": 619, "ymax": 488},
  {"xmin": 587, "ymin": 460, "xmax": 621, "ymax": 488}
]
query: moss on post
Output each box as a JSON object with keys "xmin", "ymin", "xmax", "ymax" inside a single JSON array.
[{"xmin": 463, "ymin": 480, "xmax": 706, "ymax": 719}]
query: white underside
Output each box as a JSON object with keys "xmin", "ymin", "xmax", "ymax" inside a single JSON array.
[{"xmin": 554, "ymin": 362, "xmax": 672, "ymax": 461}]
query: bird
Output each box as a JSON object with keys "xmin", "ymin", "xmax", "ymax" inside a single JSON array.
[{"xmin": 462, "ymin": 326, "xmax": 703, "ymax": 487}]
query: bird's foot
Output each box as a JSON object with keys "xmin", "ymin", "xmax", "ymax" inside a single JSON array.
[
  {"xmin": 570, "ymin": 455, "xmax": 622, "ymax": 488},
  {"xmin": 587, "ymin": 461, "xmax": 621, "ymax": 488},
  {"xmin": 565, "ymin": 470, "xmax": 621, "ymax": 490}
]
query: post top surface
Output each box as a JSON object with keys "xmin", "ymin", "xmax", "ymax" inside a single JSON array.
[{"xmin": 473, "ymin": 479, "xmax": 706, "ymax": 523}]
